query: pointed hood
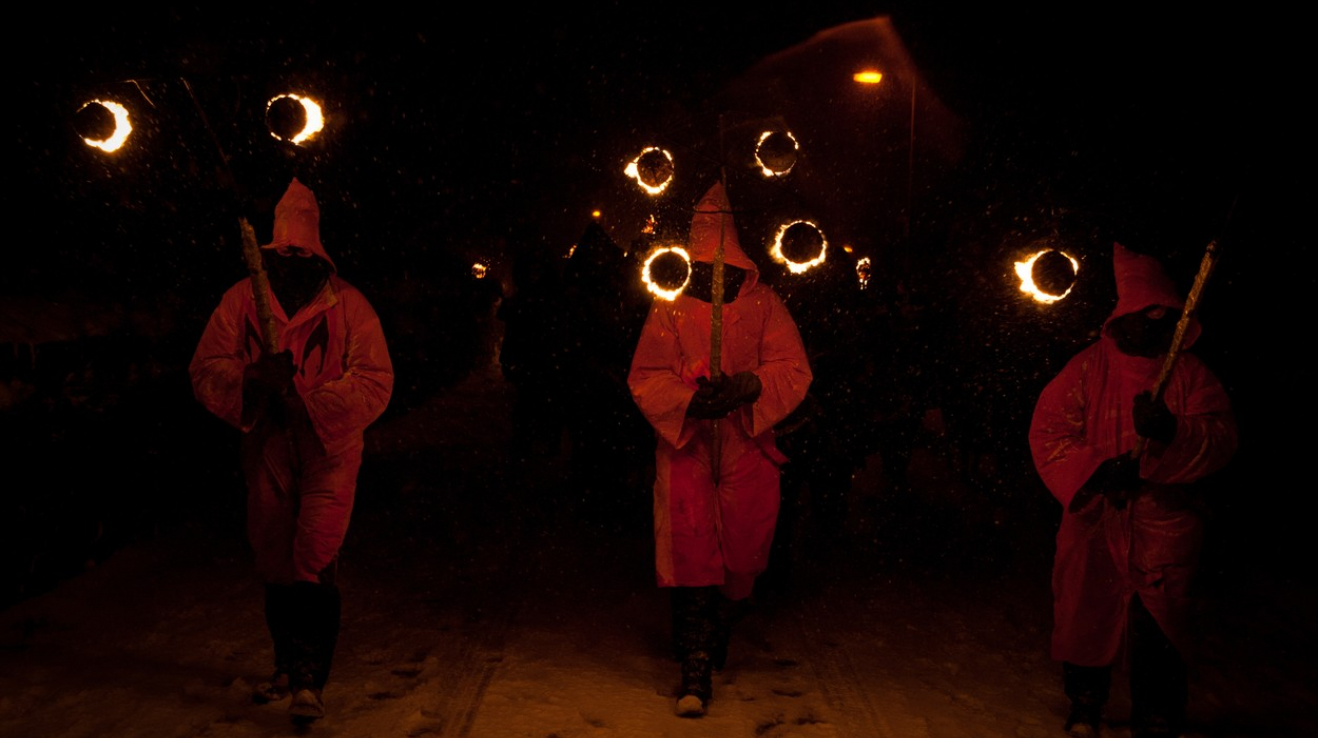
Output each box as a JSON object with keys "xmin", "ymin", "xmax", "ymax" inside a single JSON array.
[
  {"xmin": 688, "ymin": 182, "xmax": 758, "ymax": 295},
  {"xmin": 262, "ymin": 178, "xmax": 336, "ymax": 271},
  {"xmin": 1104, "ymin": 242, "xmax": 1199, "ymax": 347}
]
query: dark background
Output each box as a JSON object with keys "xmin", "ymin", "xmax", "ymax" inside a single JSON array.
[{"xmin": 4, "ymin": 4, "xmax": 1301, "ymax": 608}]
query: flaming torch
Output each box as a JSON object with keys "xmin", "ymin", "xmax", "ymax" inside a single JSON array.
[
  {"xmin": 266, "ymin": 93, "xmax": 325, "ymax": 145},
  {"xmin": 1015, "ymin": 248, "xmax": 1079, "ymax": 303},
  {"xmin": 770, "ymin": 220, "xmax": 828, "ymax": 274},
  {"xmin": 755, "ymin": 130, "xmax": 799, "ymax": 178},
  {"xmin": 76, "ymin": 100, "xmax": 133, "ymax": 152},
  {"xmin": 625, "ymin": 147, "xmax": 675, "ymax": 195},
  {"xmin": 641, "ymin": 246, "xmax": 692, "ymax": 301}
]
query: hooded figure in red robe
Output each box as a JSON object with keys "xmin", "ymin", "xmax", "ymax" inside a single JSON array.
[
  {"xmin": 628, "ymin": 182, "xmax": 812, "ymax": 716},
  {"xmin": 1029, "ymin": 243, "xmax": 1236, "ymax": 738},
  {"xmin": 190, "ymin": 179, "xmax": 393, "ymax": 723}
]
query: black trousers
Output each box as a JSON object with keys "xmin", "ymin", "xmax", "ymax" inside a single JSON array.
[
  {"xmin": 1064, "ymin": 594, "xmax": 1187, "ymax": 734},
  {"xmin": 264, "ymin": 580, "xmax": 342, "ymax": 691}
]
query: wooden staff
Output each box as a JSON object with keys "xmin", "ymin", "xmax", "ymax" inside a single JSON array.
[
  {"xmin": 710, "ymin": 120, "xmax": 729, "ymax": 484},
  {"xmin": 1132, "ymin": 237, "xmax": 1223, "ymax": 458},
  {"xmin": 239, "ymin": 217, "xmax": 280, "ymax": 354}
]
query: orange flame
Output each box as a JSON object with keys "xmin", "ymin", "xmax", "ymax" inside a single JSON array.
[
  {"xmin": 856, "ymin": 257, "xmax": 871, "ymax": 290},
  {"xmin": 641, "ymin": 246, "xmax": 691, "ymax": 301},
  {"xmin": 755, "ymin": 130, "xmax": 798, "ymax": 178},
  {"xmin": 80, "ymin": 100, "xmax": 132, "ymax": 152},
  {"xmin": 770, "ymin": 221, "xmax": 828, "ymax": 274},
  {"xmin": 267, "ymin": 94, "xmax": 325, "ymax": 144},
  {"xmin": 1014, "ymin": 249, "xmax": 1079, "ymax": 303},
  {"xmin": 624, "ymin": 147, "xmax": 674, "ymax": 195}
]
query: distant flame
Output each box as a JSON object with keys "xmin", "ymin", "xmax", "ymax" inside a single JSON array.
[
  {"xmin": 80, "ymin": 100, "xmax": 131, "ymax": 152},
  {"xmin": 770, "ymin": 221, "xmax": 828, "ymax": 274},
  {"xmin": 856, "ymin": 257, "xmax": 871, "ymax": 290},
  {"xmin": 854, "ymin": 70, "xmax": 883, "ymax": 84},
  {"xmin": 267, "ymin": 94, "xmax": 324, "ymax": 144},
  {"xmin": 472, "ymin": 262, "xmax": 488, "ymax": 279},
  {"xmin": 1015, "ymin": 249, "xmax": 1079, "ymax": 303},
  {"xmin": 755, "ymin": 130, "xmax": 798, "ymax": 178},
  {"xmin": 642, "ymin": 246, "xmax": 691, "ymax": 301},
  {"xmin": 625, "ymin": 147, "xmax": 674, "ymax": 195}
]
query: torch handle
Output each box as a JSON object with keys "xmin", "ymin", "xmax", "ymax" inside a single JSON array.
[
  {"xmin": 1132, "ymin": 239, "xmax": 1221, "ymax": 458},
  {"xmin": 239, "ymin": 217, "xmax": 281, "ymax": 355}
]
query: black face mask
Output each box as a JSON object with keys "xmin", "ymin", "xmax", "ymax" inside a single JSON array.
[
  {"xmin": 684, "ymin": 262, "xmax": 746, "ymax": 304},
  {"xmin": 1108, "ymin": 305, "xmax": 1181, "ymax": 358},
  {"xmin": 264, "ymin": 250, "xmax": 331, "ymax": 317}
]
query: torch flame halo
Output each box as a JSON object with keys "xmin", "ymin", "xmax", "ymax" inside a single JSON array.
[
  {"xmin": 641, "ymin": 245, "xmax": 691, "ymax": 301},
  {"xmin": 80, "ymin": 100, "xmax": 132, "ymax": 152},
  {"xmin": 755, "ymin": 130, "xmax": 799, "ymax": 178},
  {"xmin": 267, "ymin": 93, "xmax": 325, "ymax": 145},
  {"xmin": 1014, "ymin": 249, "xmax": 1079, "ymax": 303},
  {"xmin": 624, "ymin": 146, "xmax": 674, "ymax": 195},
  {"xmin": 770, "ymin": 220, "xmax": 828, "ymax": 275}
]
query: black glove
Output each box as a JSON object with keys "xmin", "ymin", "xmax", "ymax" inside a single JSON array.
[
  {"xmin": 687, "ymin": 376, "xmax": 731, "ymax": 419},
  {"xmin": 243, "ymin": 350, "xmax": 296, "ymax": 403},
  {"xmin": 686, "ymin": 372, "xmax": 763, "ymax": 420},
  {"xmin": 1133, "ymin": 391, "xmax": 1176, "ymax": 445},
  {"xmin": 1078, "ymin": 454, "xmax": 1140, "ymax": 511},
  {"xmin": 723, "ymin": 371, "xmax": 762, "ymax": 407}
]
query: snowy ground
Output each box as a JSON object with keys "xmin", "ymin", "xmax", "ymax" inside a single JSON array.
[{"xmin": 2, "ymin": 366, "xmax": 1315, "ymax": 738}]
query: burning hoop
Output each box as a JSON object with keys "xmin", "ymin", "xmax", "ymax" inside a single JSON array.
[
  {"xmin": 770, "ymin": 220, "xmax": 828, "ymax": 274},
  {"xmin": 1014, "ymin": 249, "xmax": 1079, "ymax": 303},
  {"xmin": 266, "ymin": 94, "xmax": 325, "ymax": 145},
  {"xmin": 625, "ymin": 147, "xmax": 675, "ymax": 195},
  {"xmin": 642, "ymin": 246, "xmax": 692, "ymax": 301},
  {"xmin": 77, "ymin": 100, "xmax": 132, "ymax": 152}
]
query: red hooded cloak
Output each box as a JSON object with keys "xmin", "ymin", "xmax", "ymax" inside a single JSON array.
[
  {"xmin": 1029, "ymin": 243, "xmax": 1236, "ymax": 665},
  {"xmin": 190, "ymin": 179, "xmax": 393, "ymax": 583},
  {"xmin": 628, "ymin": 183, "xmax": 812, "ymax": 599}
]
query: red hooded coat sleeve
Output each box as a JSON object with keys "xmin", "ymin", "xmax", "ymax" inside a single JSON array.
[
  {"xmin": 628, "ymin": 284, "xmax": 811, "ymax": 452},
  {"xmin": 190, "ymin": 280, "xmax": 259, "ymax": 431},
  {"xmin": 190, "ymin": 277, "xmax": 393, "ymax": 450},
  {"xmin": 628, "ymin": 300, "xmax": 700, "ymax": 449},
  {"xmin": 300, "ymin": 283, "xmax": 393, "ymax": 447},
  {"xmin": 1029, "ymin": 341, "xmax": 1236, "ymax": 509}
]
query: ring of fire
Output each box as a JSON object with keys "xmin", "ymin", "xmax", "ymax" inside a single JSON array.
[{"xmin": 642, "ymin": 246, "xmax": 692, "ymax": 301}]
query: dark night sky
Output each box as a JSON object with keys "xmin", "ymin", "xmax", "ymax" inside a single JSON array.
[{"xmin": 6, "ymin": 3, "xmax": 1306, "ymax": 587}]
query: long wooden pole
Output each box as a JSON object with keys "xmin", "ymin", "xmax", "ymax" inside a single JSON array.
[
  {"xmin": 710, "ymin": 119, "xmax": 729, "ymax": 484},
  {"xmin": 1131, "ymin": 238, "xmax": 1223, "ymax": 458}
]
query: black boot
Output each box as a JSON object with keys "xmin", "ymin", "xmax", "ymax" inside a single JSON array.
[
  {"xmin": 286, "ymin": 580, "xmax": 341, "ymax": 723},
  {"xmin": 1130, "ymin": 596, "xmax": 1187, "ymax": 738},
  {"xmin": 1063, "ymin": 662, "xmax": 1111, "ymax": 736},
  {"xmin": 671, "ymin": 587, "xmax": 718, "ymax": 716},
  {"xmin": 712, "ymin": 593, "xmax": 749, "ymax": 671},
  {"xmin": 254, "ymin": 584, "xmax": 294, "ymax": 704}
]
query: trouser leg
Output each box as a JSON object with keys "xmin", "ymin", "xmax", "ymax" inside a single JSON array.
[
  {"xmin": 264, "ymin": 584, "xmax": 296, "ymax": 676},
  {"xmin": 1063, "ymin": 661, "xmax": 1110, "ymax": 732},
  {"xmin": 287, "ymin": 574, "xmax": 342, "ymax": 692},
  {"xmin": 1130, "ymin": 594, "xmax": 1187, "ymax": 737}
]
